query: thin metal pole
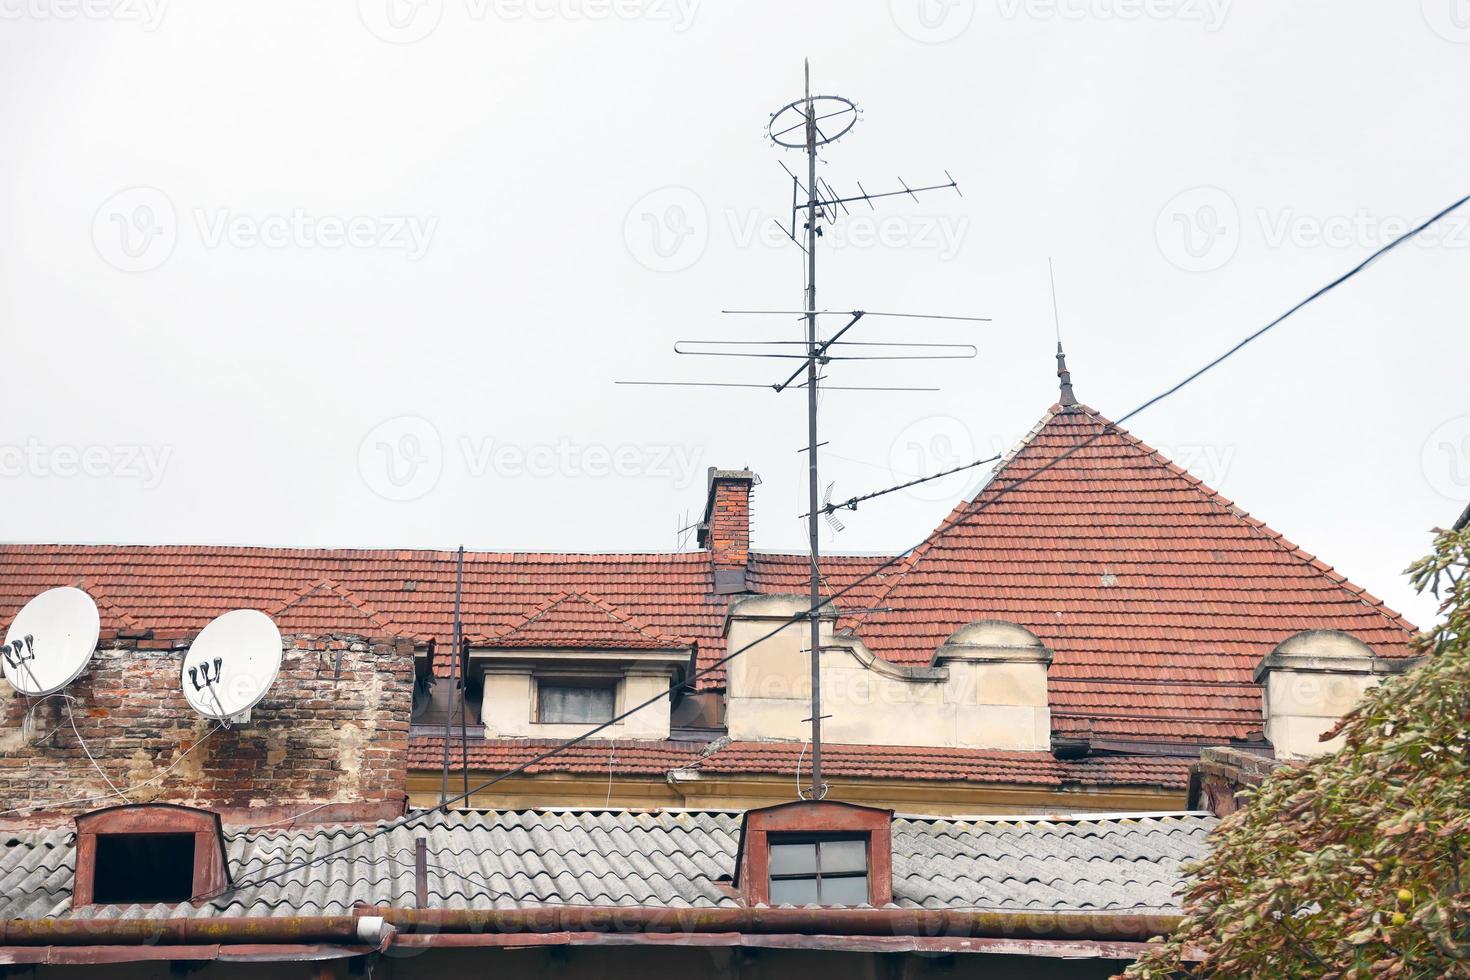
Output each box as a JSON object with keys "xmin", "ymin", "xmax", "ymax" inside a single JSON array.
[
  {"xmin": 803, "ymin": 59, "xmax": 824, "ymax": 800},
  {"xmin": 455, "ymin": 546, "xmax": 468, "ymax": 797},
  {"xmin": 440, "ymin": 545, "xmax": 465, "ymax": 807}
]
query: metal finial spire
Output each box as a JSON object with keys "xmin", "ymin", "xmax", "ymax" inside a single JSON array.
[
  {"xmin": 1056, "ymin": 341, "xmax": 1077, "ymax": 408},
  {"xmin": 1048, "ymin": 259, "xmax": 1076, "ymax": 409}
]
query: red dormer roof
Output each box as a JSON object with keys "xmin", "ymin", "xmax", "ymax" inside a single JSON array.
[{"xmin": 484, "ymin": 591, "xmax": 686, "ymax": 650}]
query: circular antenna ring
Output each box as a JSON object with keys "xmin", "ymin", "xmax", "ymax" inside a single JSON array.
[{"xmin": 767, "ymin": 95, "xmax": 858, "ymax": 148}]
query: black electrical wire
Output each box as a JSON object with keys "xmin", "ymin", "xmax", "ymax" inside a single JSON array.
[
  {"xmin": 224, "ymin": 188, "xmax": 1470, "ymax": 897},
  {"xmin": 801, "ymin": 453, "xmax": 1005, "ymax": 520}
]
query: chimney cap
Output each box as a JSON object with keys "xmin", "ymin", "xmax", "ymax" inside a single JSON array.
[{"xmin": 706, "ymin": 467, "xmax": 758, "ymax": 486}]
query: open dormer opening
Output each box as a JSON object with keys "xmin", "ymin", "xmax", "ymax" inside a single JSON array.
[
  {"xmin": 92, "ymin": 833, "xmax": 195, "ymax": 905},
  {"xmin": 73, "ymin": 803, "xmax": 231, "ymax": 907}
]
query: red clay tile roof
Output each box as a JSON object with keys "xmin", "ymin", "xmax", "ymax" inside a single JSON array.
[
  {"xmin": 270, "ymin": 579, "xmax": 395, "ymax": 636},
  {"xmin": 688, "ymin": 740, "xmax": 1194, "ymax": 791},
  {"xmin": 0, "ymin": 547, "xmax": 882, "ymax": 689},
  {"xmin": 0, "ymin": 400, "xmax": 1418, "ymax": 746},
  {"xmin": 847, "ymin": 404, "xmax": 1418, "ymax": 742},
  {"xmin": 406, "ymin": 736, "xmax": 703, "ymax": 775},
  {"xmin": 408, "ymin": 736, "xmax": 1194, "ymax": 790},
  {"xmin": 484, "ymin": 592, "xmax": 686, "ymax": 650}
]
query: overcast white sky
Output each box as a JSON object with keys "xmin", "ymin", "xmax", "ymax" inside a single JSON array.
[{"xmin": 1, "ymin": 0, "xmax": 1466, "ymax": 628}]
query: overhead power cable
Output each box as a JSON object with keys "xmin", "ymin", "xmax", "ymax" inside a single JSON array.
[
  {"xmin": 222, "ymin": 188, "xmax": 1470, "ymax": 898},
  {"xmin": 801, "ymin": 453, "xmax": 1004, "ymax": 520}
]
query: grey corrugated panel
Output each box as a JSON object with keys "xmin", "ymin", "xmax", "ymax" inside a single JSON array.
[{"xmin": 0, "ymin": 809, "xmax": 1214, "ymax": 919}]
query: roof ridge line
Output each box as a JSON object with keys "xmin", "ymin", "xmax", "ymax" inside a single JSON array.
[
  {"xmin": 1102, "ymin": 417, "xmax": 1419, "ymax": 637},
  {"xmin": 850, "ymin": 405, "xmax": 1060, "ymax": 630},
  {"xmin": 487, "ymin": 590, "xmax": 684, "ymax": 648},
  {"xmin": 268, "ymin": 578, "xmax": 405, "ymax": 637},
  {"xmin": 571, "ymin": 591, "xmax": 678, "ymax": 644}
]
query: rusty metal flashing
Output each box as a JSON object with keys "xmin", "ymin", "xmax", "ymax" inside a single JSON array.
[
  {"xmin": 0, "ymin": 944, "xmax": 374, "ymax": 966},
  {"xmin": 0, "ymin": 907, "xmax": 1181, "ymax": 947},
  {"xmin": 394, "ymin": 931, "xmax": 1158, "ymax": 958},
  {"xmin": 0, "ymin": 932, "xmax": 1164, "ymax": 964}
]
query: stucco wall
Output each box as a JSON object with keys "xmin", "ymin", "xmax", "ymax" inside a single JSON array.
[
  {"xmin": 1254, "ymin": 630, "xmax": 1416, "ymax": 758},
  {"xmin": 480, "ymin": 666, "xmax": 673, "ymax": 740},
  {"xmin": 724, "ymin": 596, "xmax": 1052, "ymax": 752}
]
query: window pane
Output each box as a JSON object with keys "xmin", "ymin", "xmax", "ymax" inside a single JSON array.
[
  {"xmin": 769, "ymin": 842, "xmax": 818, "ymax": 876},
  {"xmin": 819, "ymin": 839, "xmax": 867, "ymax": 875},
  {"xmin": 769, "ymin": 876, "xmax": 820, "ymax": 905},
  {"xmin": 539, "ymin": 683, "xmax": 615, "ymax": 724},
  {"xmin": 819, "ymin": 874, "xmax": 869, "ymax": 906}
]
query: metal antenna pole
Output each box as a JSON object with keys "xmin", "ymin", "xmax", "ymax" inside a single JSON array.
[
  {"xmin": 803, "ymin": 59, "xmax": 825, "ymax": 801},
  {"xmin": 440, "ymin": 544, "xmax": 465, "ymax": 807},
  {"xmin": 455, "ymin": 546, "xmax": 469, "ymax": 797},
  {"xmin": 618, "ymin": 62, "xmax": 978, "ymax": 802}
]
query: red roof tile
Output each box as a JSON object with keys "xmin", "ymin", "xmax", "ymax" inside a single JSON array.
[
  {"xmin": 485, "ymin": 592, "xmax": 686, "ymax": 650},
  {"xmin": 846, "ymin": 404, "xmax": 1418, "ymax": 741},
  {"xmin": 691, "ymin": 740, "xmax": 1194, "ymax": 790},
  {"xmin": 0, "ymin": 401, "xmax": 1417, "ymax": 745},
  {"xmin": 406, "ymin": 736, "xmax": 703, "ymax": 775},
  {"xmin": 408, "ymin": 736, "xmax": 1194, "ymax": 790}
]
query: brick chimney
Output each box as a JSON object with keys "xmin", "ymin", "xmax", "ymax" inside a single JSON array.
[{"xmin": 697, "ymin": 468, "xmax": 756, "ymax": 594}]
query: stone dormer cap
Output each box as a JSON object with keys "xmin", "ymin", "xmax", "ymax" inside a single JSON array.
[
  {"xmin": 1252, "ymin": 629, "xmax": 1414, "ymax": 684},
  {"xmin": 722, "ymin": 593, "xmax": 838, "ymax": 636},
  {"xmin": 934, "ymin": 619, "xmax": 1053, "ymax": 666}
]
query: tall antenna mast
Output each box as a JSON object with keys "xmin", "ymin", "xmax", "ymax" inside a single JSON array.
[
  {"xmin": 799, "ymin": 57, "xmax": 826, "ymax": 800},
  {"xmin": 619, "ymin": 61, "xmax": 979, "ymax": 801}
]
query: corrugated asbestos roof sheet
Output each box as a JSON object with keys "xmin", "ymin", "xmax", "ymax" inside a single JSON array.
[{"xmin": 0, "ymin": 808, "xmax": 1213, "ymax": 920}]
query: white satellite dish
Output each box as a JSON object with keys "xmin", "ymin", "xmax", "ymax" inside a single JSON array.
[
  {"xmin": 181, "ymin": 609, "xmax": 282, "ymax": 723},
  {"xmin": 3, "ymin": 587, "xmax": 100, "ymax": 697}
]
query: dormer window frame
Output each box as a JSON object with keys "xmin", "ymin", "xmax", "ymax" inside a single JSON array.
[
  {"xmin": 73, "ymin": 803, "xmax": 232, "ymax": 907},
  {"xmin": 467, "ymin": 645, "xmax": 693, "ymax": 740},
  {"xmin": 532, "ymin": 670, "xmax": 621, "ymax": 725},
  {"xmin": 734, "ymin": 800, "xmax": 893, "ymax": 907}
]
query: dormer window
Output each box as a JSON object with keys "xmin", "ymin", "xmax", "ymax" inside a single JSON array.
[
  {"xmin": 469, "ymin": 592, "xmax": 693, "ymax": 741},
  {"xmin": 73, "ymin": 803, "xmax": 231, "ymax": 907},
  {"xmin": 768, "ymin": 834, "xmax": 869, "ymax": 905},
  {"xmin": 735, "ymin": 800, "xmax": 893, "ymax": 906},
  {"xmin": 537, "ymin": 677, "xmax": 617, "ymax": 724}
]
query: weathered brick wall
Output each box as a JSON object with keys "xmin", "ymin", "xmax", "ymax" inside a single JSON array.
[{"xmin": 0, "ymin": 633, "xmax": 412, "ymax": 817}]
